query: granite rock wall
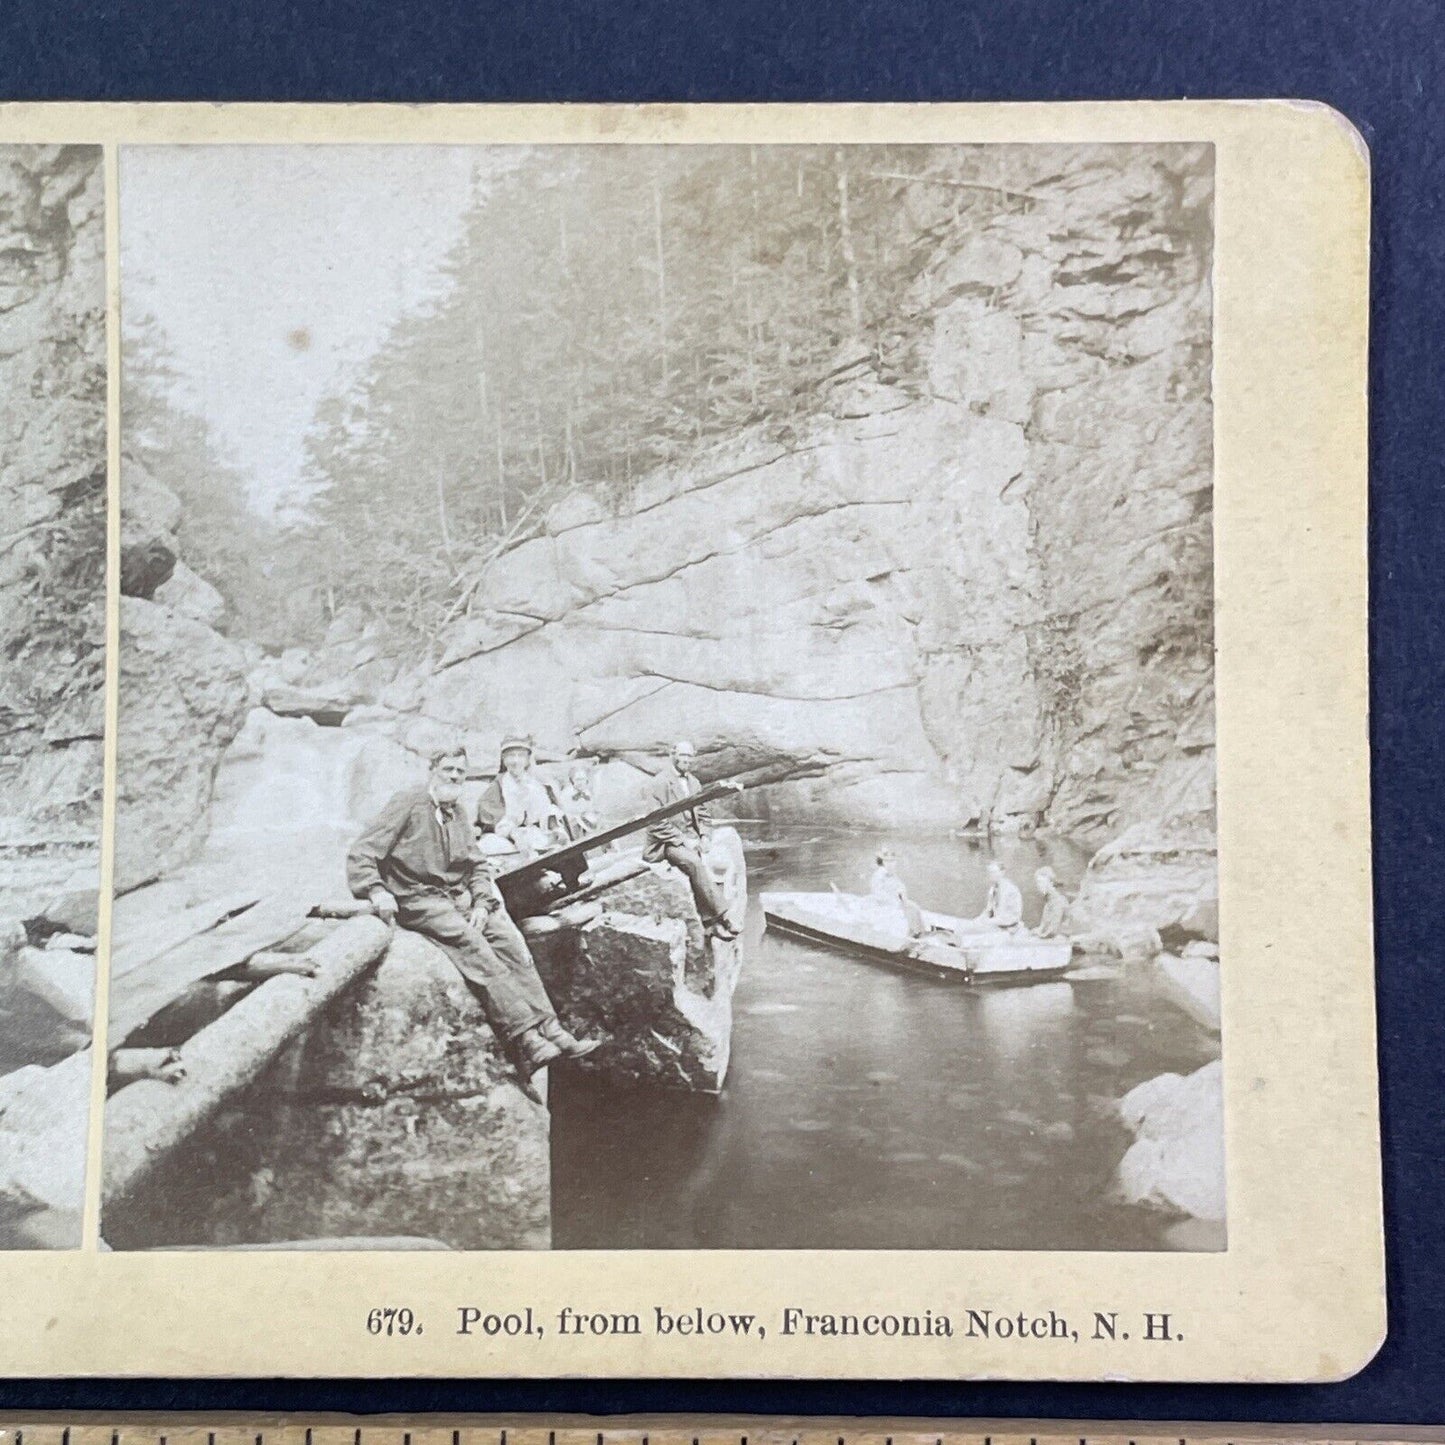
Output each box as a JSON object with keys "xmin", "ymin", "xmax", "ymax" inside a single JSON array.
[{"xmin": 416, "ymin": 145, "xmax": 1215, "ymax": 855}]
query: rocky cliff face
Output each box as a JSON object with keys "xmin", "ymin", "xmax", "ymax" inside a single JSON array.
[
  {"xmin": 0, "ymin": 146, "xmax": 106, "ymax": 923},
  {"xmin": 113, "ymin": 595, "xmax": 250, "ymax": 893},
  {"xmin": 416, "ymin": 145, "xmax": 1214, "ymax": 853},
  {"xmin": 114, "ymin": 456, "xmax": 251, "ymax": 893}
]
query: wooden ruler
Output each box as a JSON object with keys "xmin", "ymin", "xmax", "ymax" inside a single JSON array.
[{"xmin": 2, "ymin": 1422, "xmax": 1444, "ymax": 1445}]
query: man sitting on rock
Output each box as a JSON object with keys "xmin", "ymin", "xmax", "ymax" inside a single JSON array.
[
  {"xmin": 643, "ymin": 740, "xmax": 738, "ymax": 941},
  {"xmin": 346, "ymin": 746, "xmax": 600, "ymax": 1088}
]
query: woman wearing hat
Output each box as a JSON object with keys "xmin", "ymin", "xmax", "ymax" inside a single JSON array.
[{"xmin": 477, "ymin": 734, "xmax": 566, "ymax": 859}]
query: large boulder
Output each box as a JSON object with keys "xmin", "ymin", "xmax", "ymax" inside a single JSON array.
[
  {"xmin": 105, "ymin": 930, "xmax": 550, "ymax": 1250},
  {"xmin": 532, "ymin": 828, "xmax": 747, "ymax": 1092},
  {"xmin": 113, "ymin": 596, "xmax": 250, "ymax": 893},
  {"xmin": 261, "ymin": 683, "xmax": 352, "ymax": 726},
  {"xmin": 119, "ymin": 464, "xmax": 182, "ymax": 599},
  {"xmin": 264, "ymin": 929, "xmax": 550, "ymax": 1249},
  {"xmin": 1075, "ymin": 815, "xmax": 1217, "ymax": 935},
  {"xmin": 154, "ymin": 558, "xmax": 225, "ymax": 627},
  {"xmin": 1153, "ymin": 951, "xmax": 1221, "ymax": 1033},
  {"xmin": 1115, "ymin": 1059, "xmax": 1225, "ymax": 1224},
  {"xmin": 0, "ymin": 1049, "xmax": 92, "ymax": 1248}
]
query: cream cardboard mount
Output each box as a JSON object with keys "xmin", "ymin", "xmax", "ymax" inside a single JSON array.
[{"xmin": 0, "ymin": 100, "xmax": 1378, "ymax": 1381}]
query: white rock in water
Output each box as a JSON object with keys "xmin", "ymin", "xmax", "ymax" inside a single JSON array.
[
  {"xmin": 1116, "ymin": 1059, "xmax": 1224, "ymax": 1222},
  {"xmin": 1154, "ymin": 952, "xmax": 1221, "ymax": 1033},
  {"xmin": 0, "ymin": 1050, "xmax": 91, "ymax": 1245}
]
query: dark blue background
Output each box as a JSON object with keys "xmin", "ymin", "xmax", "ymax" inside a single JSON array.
[{"xmin": 2, "ymin": 0, "xmax": 1440, "ymax": 1423}]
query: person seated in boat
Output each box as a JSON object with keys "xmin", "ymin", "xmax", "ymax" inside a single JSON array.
[
  {"xmin": 1034, "ymin": 866, "xmax": 1075, "ymax": 937},
  {"xmin": 347, "ymin": 746, "xmax": 601, "ymax": 1089},
  {"xmin": 974, "ymin": 860, "xmax": 1024, "ymax": 929},
  {"xmin": 557, "ymin": 761, "xmax": 601, "ymax": 840},
  {"xmin": 643, "ymin": 739, "xmax": 738, "ymax": 941},
  {"xmin": 477, "ymin": 734, "xmax": 567, "ymax": 859},
  {"xmin": 870, "ymin": 847, "xmax": 926, "ymax": 938}
]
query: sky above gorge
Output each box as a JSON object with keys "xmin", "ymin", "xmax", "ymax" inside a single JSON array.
[{"xmin": 120, "ymin": 145, "xmax": 497, "ymax": 517}]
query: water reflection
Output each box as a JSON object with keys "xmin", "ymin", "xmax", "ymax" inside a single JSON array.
[{"xmin": 550, "ymin": 825, "xmax": 1219, "ymax": 1251}]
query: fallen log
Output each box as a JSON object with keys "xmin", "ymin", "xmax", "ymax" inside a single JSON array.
[
  {"xmin": 110, "ymin": 889, "xmax": 261, "ymax": 979},
  {"xmin": 544, "ymin": 854, "xmax": 651, "ymax": 911},
  {"xmin": 104, "ymin": 912, "xmax": 392, "ymax": 1207},
  {"xmin": 231, "ymin": 950, "xmax": 319, "ymax": 981},
  {"xmin": 108, "ymin": 893, "xmax": 315, "ymax": 1044},
  {"xmin": 110, "ymin": 1046, "xmax": 185, "ymax": 1087},
  {"xmin": 310, "ymin": 898, "xmax": 375, "ymax": 920},
  {"xmin": 496, "ymin": 778, "xmax": 744, "ymax": 914}
]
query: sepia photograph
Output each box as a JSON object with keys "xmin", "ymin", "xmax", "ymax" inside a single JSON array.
[
  {"xmin": 102, "ymin": 139, "xmax": 1222, "ymax": 1254},
  {"xmin": 0, "ymin": 143, "xmax": 106, "ymax": 1250}
]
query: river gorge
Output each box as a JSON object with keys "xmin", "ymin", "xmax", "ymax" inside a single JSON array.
[{"xmin": 95, "ymin": 139, "xmax": 1224, "ymax": 1253}]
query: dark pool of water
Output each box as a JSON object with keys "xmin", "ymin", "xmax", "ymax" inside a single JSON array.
[{"xmin": 551, "ymin": 826, "xmax": 1220, "ymax": 1251}]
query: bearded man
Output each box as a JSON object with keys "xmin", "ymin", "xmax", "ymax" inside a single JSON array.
[{"xmin": 347, "ymin": 747, "xmax": 600, "ymax": 1085}]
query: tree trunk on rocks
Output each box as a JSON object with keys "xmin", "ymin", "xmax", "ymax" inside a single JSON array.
[{"xmin": 105, "ymin": 927, "xmax": 550, "ymax": 1251}]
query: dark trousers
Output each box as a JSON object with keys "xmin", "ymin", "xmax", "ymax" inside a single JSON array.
[
  {"xmin": 661, "ymin": 842, "xmax": 728, "ymax": 925},
  {"xmin": 397, "ymin": 889, "xmax": 554, "ymax": 1044}
]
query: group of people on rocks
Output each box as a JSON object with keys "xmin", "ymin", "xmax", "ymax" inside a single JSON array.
[
  {"xmin": 475, "ymin": 734, "xmax": 598, "ymax": 856},
  {"xmin": 345, "ymin": 734, "xmax": 732, "ymax": 1092},
  {"xmin": 345, "ymin": 726, "xmax": 1082, "ymax": 1090}
]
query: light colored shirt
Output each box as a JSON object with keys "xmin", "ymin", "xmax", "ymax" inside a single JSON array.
[
  {"xmin": 1038, "ymin": 889, "xmax": 1071, "ymax": 937},
  {"xmin": 984, "ymin": 875, "xmax": 1024, "ymax": 927},
  {"xmin": 498, "ymin": 771, "xmax": 556, "ymax": 832},
  {"xmin": 870, "ymin": 866, "xmax": 906, "ymax": 904}
]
